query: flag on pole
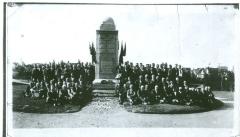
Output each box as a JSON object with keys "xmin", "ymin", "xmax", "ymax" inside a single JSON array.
[
  {"xmin": 119, "ymin": 44, "xmax": 123, "ymax": 65},
  {"xmin": 92, "ymin": 42, "xmax": 97, "ymax": 63},
  {"xmin": 89, "ymin": 42, "xmax": 97, "ymax": 64},
  {"xmin": 123, "ymin": 42, "xmax": 126, "ymax": 56}
]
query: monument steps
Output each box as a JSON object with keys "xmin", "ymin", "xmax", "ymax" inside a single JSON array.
[
  {"xmin": 93, "ymin": 84, "xmax": 115, "ymax": 90},
  {"xmin": 92, "ymin": 90, "xmax": 117, "ymax": 97}
]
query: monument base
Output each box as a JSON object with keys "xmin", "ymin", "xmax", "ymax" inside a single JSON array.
[
  {"xmin": 93, "ymin": 79, "xmax": 117, "ymax": 84},
  {"xmin": 93, "ymin": 79, "xmax": 117, "ymax": 90}
]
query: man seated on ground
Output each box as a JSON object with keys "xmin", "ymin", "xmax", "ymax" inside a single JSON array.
[
  {"xmin": 73, "ymin": 82, "xmax": 83, "ymax": 102},
  {"xmin": 31, "ymin": 82, "xmax": 40, "ymax": 98},
  {"xmin": 198, "ymin": 88, "xmax": 206, "ymax": 106},
  {"xmin": 59, "ymin": 85, "xmax": 69, "ymax": 104},
  {"xmin": 39, "ymin": 82, "xmax": 47, "ymax": 99},
  {"xmin": 83, "ymin": 81, "xmax": 92, "ymax": 98},
  {"xmin": 159, "ymin": 85, "xmax": 167, "ymax": 104},
  {"xmin": 137, "ymin": 85, "xmax": 147, "ymax": 105},
  {"xmin": 178, "ymin": 87, "xmax": 186, "ymax": 105},
  {"xmin": 46, "ymin": 84, "xmax": 54, "ymax": 104},
  {"xmin": 174, "ymin": 77, "xmax": 183, "ymax": 91},
  {"xmin": 192, "ymin": 88, "xmax": 201, "ymax": 105},
  {"xmin": 153, "ymin": 85, "xmax": 160, "ymax": 103},
  {"xmin": 24, "ymin": 82, "xmax": 34, "ymax": 97},
  {"xmin": 166, "ymin": 81, "xmax": 174, "ymax": 103},
  {"xmin": 69, "ymin": 84, "xmax": 77, "ymax": 104},
  {"xmin": 119, "ymin": 84, "xmax": 127, "ymax": 104},
  {"xmin": 184, "ymin": 86, "xmax": 190, "ymax": 105},
  {"xmin": 67, "ymin": 83, "xmax": 75, "ymax": 102},
  {"xmin": 79, "ymin": 80, "xmax": 88, "ymax": 97},
  {"xmin": 146, "ymin": 84, "xmax": 155, "ymax": 104},
  {"xmin": 172, "ymin": 87, "xmax": 180, "ymax": 104},
  {"xmin": 127, "ymin": 84, "xmax": 138, "ymax": 105},
  {"xmin": 186, "ymin": 88, "xmax": 195, "ymax": 106},
  {"xmin": 115, "ymin": 75, "xmax": 121, "ymax": 95},
  {"xmin": 205, "ymin": 86, "xmax": 215, "ymax": 104},
  {"xmin": 144, "ymin": 84, "xmax": 152, "ymax": 104}
]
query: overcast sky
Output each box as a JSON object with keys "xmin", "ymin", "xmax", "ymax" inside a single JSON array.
[{"xmin": 7, "ymin": 4, "xmax": 238, "ymax": 68}]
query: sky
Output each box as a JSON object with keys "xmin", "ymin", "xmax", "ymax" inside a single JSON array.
[{"xmin": 6, "ymin": 4, "xmax": 238, "ymax": 68}]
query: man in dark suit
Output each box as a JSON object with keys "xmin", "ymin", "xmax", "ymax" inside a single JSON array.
[
  {"xmin": 119, "ymin": 84, "xmax": 127, "ymax": 104},
  {"xmin": 137, "ymin": 85, "xmax": 147, "ymax": 105},
  {"xmin": 153, "ymin": 85, "xmax": 161, "ymax": 103},
  {"xmin": 127, "ymin": 84, "xmax": 138, "ymax": 105}
]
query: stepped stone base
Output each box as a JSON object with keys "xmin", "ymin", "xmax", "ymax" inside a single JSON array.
[
  {"xmin": 93, "ymin": 79, "xmax": 116, "ymax": 90},
  {"xmin": 93, "ymin": 79, "xmax": 117, "ymax": 84},
  {"xmin": 92, "ymin": 90, "xmax": 117, "ymax": 97},
  {"xmin": 92, "ymin": 79, "xmax": 117, "ymax": 97}
]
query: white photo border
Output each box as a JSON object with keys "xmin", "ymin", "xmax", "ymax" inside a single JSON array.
[{"xmin": 1, "ymin": 1, "xmax": 240, "ymax": 137}]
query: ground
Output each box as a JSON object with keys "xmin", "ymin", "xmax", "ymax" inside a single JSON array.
[{"xmin": 12, "ymin": 87, "xmax": 233, "ymax": 128}]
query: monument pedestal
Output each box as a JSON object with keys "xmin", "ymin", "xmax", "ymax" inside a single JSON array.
[
  {"xmin": 93, "ymin": 79, "xmax": 116, "ymax": 90},
  {"xmin": 93, "ymin": 17, "xmax": 119, "ymax": 92},
  {"xmin": 93, "ymin": 79, "xmax": 117, "ymax": 84},
  {"xmin": 95, "ymin": 17, "xmax": 119, "ymax": 81}
]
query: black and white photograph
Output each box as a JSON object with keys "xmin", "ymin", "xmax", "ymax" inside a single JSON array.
[{"xmin": 3, "ymin": 2, "xmax": 240, "ymax": 137}]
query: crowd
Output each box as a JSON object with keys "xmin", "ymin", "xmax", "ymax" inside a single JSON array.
[
  {"xmin": 24, "ymin": 61, "xmax": 95, "ymax": 106},
  {"xmin": 116, "ymin": 62, "xmax": 216, "ymax": 106}
]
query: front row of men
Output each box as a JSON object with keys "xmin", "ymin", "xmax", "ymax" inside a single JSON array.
[
  {"xmin": 118, "ymin": 81, "xmax": 215, "ymax": 106},
  {"xmin": 25, "ymin": 80, "xmax": 92, "ymax": 106}
]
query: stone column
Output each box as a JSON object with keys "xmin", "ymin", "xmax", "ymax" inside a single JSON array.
[{"xmin": 95, "ymin": 17, "xmax": 119, "ymax": 81}]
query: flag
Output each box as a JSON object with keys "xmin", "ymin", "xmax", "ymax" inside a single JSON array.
[
  {"xmin": 119, "ymin": 44, "xmax": 123, "ymax": 65},
  {"xmin": 123, "ymin": 42, "xmax": 126, "ymax": 56},
  {"xmin": 89, "ymin": 42, "xmax": 92, "ymax": 55},
  {"xmin": 92, "ymin": 42, "xmax": 97, "ymax": 63},
  {"xmin": 89, "ymin": 42, "xmax": 96, "ymax": 64}
]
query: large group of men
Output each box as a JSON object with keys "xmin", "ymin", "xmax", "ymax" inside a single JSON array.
[
  {"xmin": 24, "ymin": 61, "xmax": 95, "ymax": 106},
  {"xmin": 116, "ymin": 62, "xmax": 216, "ymax": 106},
  {"xmin": 23, "ymin": 60, "xmax": 218, "ymax": 107}
]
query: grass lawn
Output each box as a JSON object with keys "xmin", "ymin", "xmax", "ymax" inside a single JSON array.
[{"xmin": 123, "ymin": 99, "xmax": 223, "ymax": 114}]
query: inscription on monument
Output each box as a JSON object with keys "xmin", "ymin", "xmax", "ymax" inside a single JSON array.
[{"xmin": 100, "ymin": 61, "xmax": 114, "ymax": 73}]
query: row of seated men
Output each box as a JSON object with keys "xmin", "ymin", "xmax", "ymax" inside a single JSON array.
[
  {"xmin": 118, "ymin": 82, "xmax": 215, "ymax": 106},
  {"xmin": 25, "ymin": 79, "xmax": 92, "ymax": 106},
  {"xmin": 116, "ymin": 62, "xmax": 215, "ymax": 106},
  {"xmin": 30, "ymin": 61, "xmax": 95, "ymax": 84}
]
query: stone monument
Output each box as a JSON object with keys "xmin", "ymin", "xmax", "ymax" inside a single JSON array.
[{"xmin": 94, "ymin": 17, "xmax": 119, "ymax": 82}]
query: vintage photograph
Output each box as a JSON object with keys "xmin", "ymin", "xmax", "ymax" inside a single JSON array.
[{"xmin": 5, "ymin": 2, "xmax": 239, "ymax": 137}]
